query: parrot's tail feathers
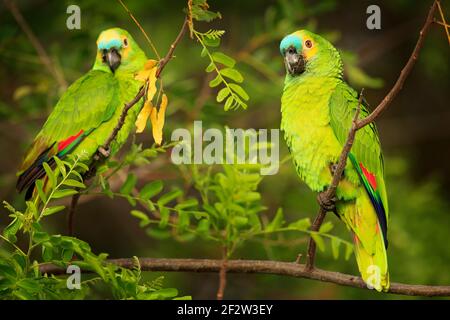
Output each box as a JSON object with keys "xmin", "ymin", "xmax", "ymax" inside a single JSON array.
[
  {"xmin": 16, "ymin": 155, "xmax": 56, "ymax": 200},
  {"xmin": 353, "ymin": 229, "xmax": 390, "ymax": 292}
]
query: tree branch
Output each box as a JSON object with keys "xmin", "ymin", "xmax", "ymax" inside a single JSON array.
[
  {"xmin": 39, "ymin": 258, "xmax": 450, "ymax": 297},
  {"xmin": 216, "ymin": 246, "xmax": 228, "ymax": 300},
  {"xmin": 305, "ymin": 0, "xmax": 440, "ymax": 270}
]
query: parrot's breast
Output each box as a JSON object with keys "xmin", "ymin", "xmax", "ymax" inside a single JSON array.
[{"xmin": 281, "ymin": 76, "xmax": 342, "ymax": 192}]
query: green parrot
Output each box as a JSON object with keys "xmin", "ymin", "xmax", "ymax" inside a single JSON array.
[
  {"xmin": 16, "ymin": 28, "xmax": 148, "ymax": 199},
  {"xmin": 279, "ymin": 30, "xmax": 389, "ymax": 291}
]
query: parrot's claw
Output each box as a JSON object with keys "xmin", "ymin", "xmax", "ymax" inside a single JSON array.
[
  {"xmin": 317, "ymin": 191, "xmax": 336, "ymax": 212},
  {"xmin": 98, "ymin": 146, "xmax": 110, "ymax": 158},
  {"xmin": 329, "ymin": 163, "xmax": 339, "ymax": 176}
]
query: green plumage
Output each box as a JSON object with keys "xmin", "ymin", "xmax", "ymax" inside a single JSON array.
[
  {"xmin": 280, "ymin": 30, "xmax": 389, "ymax": 291},
  {"xmin": 17, "ymin": 28, "xmax": 147, "ymax": 198}
]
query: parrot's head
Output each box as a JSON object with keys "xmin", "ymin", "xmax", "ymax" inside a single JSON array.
[
  {"xmin": 94, "ymin": 28, "xmax": 146, "ymax": 74},
  {"xmin": 280, "ymin": 30, "xmax": 343, "ymax": 78}
]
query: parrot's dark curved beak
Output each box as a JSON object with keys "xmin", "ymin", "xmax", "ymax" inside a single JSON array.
[
  {"xmin": 103, "ymin": 48, "xmax": 121, "ymax": 73},
  {"xmin": 284, "ymin": 47, "xmax": 305, "ymax": 76}
]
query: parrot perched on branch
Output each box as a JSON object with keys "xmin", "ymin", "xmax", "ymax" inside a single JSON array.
[
  {"xmin": 16, "ymin": 28, "xmax": 147, "ymax": 199},
  {"xmin": 280, "ymin": 30, "xmax": 389, "ymax": 291}
]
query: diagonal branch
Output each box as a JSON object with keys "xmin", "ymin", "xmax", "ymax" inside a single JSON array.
[
  {"xmin": 305, "ymin": 0, "xmax": 440, "ymax": 270},
  {"xmin": 39, "ymin": 258, "xmax": 450, "ymax": 297}
]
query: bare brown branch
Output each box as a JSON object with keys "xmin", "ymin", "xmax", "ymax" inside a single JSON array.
[
  {"xmin": 39, "ymin": 258, "xmax": 450, "ymax": 297},
  {"xmin": 216, "ymin": 246, "xmax": 228, "ymax": 300}
]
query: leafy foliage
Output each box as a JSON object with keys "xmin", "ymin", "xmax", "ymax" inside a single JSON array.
[{"xmin": 0, "ymin": 155, "xmax": 186, "ymax": 300}]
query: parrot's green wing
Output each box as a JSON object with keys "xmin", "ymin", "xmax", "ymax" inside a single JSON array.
[
  {"xmin": 17, "ymin": 70, "xmax": 120, "ymax": 194},
  {"xmin": 328, "ymin": 82, "xmax": 389, "ymax": 246}
]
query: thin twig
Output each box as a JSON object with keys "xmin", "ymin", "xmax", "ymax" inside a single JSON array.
[
  {"xmin": 436, "ymin": 0, "xmax": 450, "ymax": 45},
  {"xmin": 156, "ymin": 17, "xmax": 189, "ymax": 78},
  {"xmin": 39, "ymin": 258, "xmax": 450, "ymax": 297},
  {"xmin": 216, "ymin": 246, "xmax": 228, "ymax": 300},
  {"xmin": 116, "ymin": 0, "xmax": 161, "ymax": 59},
  {"xmin": 4, "ymin": 0, "xmax": 67, "ymax": 89},
  {"xmin": 305, "ymin": 0, "xmax": 440, "ymax": 270},
  {"xmin": 67, "ymin": 192, "xmax": 81, "ymax": 236}
]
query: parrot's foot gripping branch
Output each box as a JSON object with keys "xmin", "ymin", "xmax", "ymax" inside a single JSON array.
[
  {"xmin": 316, "ymin": 191, "xmax": 337, "ymax": 212},
  {"xmin": 97, "ymin": 146, "xmax": 111, "ymax": 158}
]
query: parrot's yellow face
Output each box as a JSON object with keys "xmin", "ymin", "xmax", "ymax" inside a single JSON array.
[{"xmin": 95, "ymin": 28, "xmax": 135, "ymax": 73}]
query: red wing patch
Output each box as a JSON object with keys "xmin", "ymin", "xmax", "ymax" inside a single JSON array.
[
  {"xmin": 58, "ymin": 130, "xmax": 84, "ymax": 152},
  {"xmin": 359, "ymin": 162, "xmax": 377, "ymax": 191}
]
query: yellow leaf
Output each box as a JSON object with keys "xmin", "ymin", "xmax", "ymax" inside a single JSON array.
[
  {"xmin": 146, "ymin": 67, "xmax": 158, "ymax": 102},
  {"xmin": 135, "ymin": 100, "xmax": 154, "ymax": 133},
  {"xmin": 150, "ymin": 94, "xmax": 168, "ymax": 145},
  {"xmin": 134, "ymin": 59, "xmax": 158, "ymax": 82}
]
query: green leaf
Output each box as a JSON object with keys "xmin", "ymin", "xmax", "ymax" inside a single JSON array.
[
  {"xmin": 75, "ymin": 161, "xmax": 89, "ymax": 171},
  {"xmin": 311, "ymin": 233, "xmax": 325, "ymax": 252},
  {"xmin": 120, "ymin": 173, "xmax": 137, "ymax": 195},
  {"xmin": 216, "ymin": 87, "xmax": 230, "ymax": 102},
  {"xmin": 220, "ymin": 68, "xmax": 243, "ymax": 83},
  {"xmin": 140, "ymin": 180, "xmax": 163, "ymax": 199},
  {"xmin": 205, "ymin": 62, "xmax": 215, "ymax": 72},
  {"xmin": 229, "ymin": 83, "xmax": 249, "ymax": 100},
  {"xmin": 196, "ymin": 219, "xmax": 210, "ymax": 236},
  {"xmin": 35, "ymin": 179, "xmax": 47, "ymax": 203},
  {"xmin": 33, "ymin": 231, "xmax": 50, "ymax": 243},
  {"xmin": 42, "ymin": 162, "xmax": 55, "ymax": 188},
  {"xmin": 345, "ymin": 243, "xmax": 354, "ymax": 261},
  {"xmin": 211, "ymin": 52, "xmax": 235, "ymax": 68},
  {"xmin": 203, "ymin": 37, "xmax": 220, "ymax": 47},
  {"xmin": 319, "ymin": 221, "xmax": 334, "ymax": 233},
  {"xmin": 63, "ymin": 179, "xmax": 85, "ymax": 189},
  {"xmin": 175, "ymin": 198, "xmax": 199, "ymax": 210},
  {"xmin": 331, "ymin": 237, "xmax": 340, "ymax": 259},
  {"xmin": 177, "ymin": 211, "xmax": 190, "ymax": 231},
  {"xmin": 224, "ymin": 96, "xmax": 234, "ymax": 111},
  {"xmin": 51, "ymin": 189, "xmax": 78, "ymax": 199},
  {"xmin": 147, "ymin": 288, "xmax": 178, "ymax": 300},
  {"xmin": 159, "ymin": 207, "xmax": 170, "ymax": 228},
  {"xmin": 233, "ymin": 216, "xmax": 248, "ymax": 228},
  {"xmin": 157, "ymin": 189, "xmax": 183, "ymax": 206},
  {"xmin": 130, "ymin": 210, "xmax": 150, "ymax": 227},
  {"xmin": 288, "ymin": 218, "xmax": 311, "ymax": 231},
  {"xmin": 62, "ymin": 249, "xmax": 74, "ymax": 262},
  {"xmin": 3, "ymin": 218, "xmax": 22, "ymax": 243},
  {"xmin": 209, "ymin": 75, "xmax": 222, "ymax": 88},
  {"xmin": 42, "ymin": 205, "xmax": 66, "ymax": 217},
  {"xmin": 200, "ymin": 47, "xmax": 207, "ymax": 58},
  {"xmin": 266, "ymin": 208, "xmax": 284, "ymax": 232},
  {"xmin": 146, "ymin": 227, "xmax": 171, "ymax": 240},
  {"xmin": 53, "ymin": 156, "xmax": 66, "ymax": 177}
]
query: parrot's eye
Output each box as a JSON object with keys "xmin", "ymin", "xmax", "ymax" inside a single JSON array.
[
  {"xmin": 305, "ymin": 40, "xmax": 313, "ymax": 49},
  {"xmin": 123, "ymin": 38, "xmax": 128, "ymax": 47}
]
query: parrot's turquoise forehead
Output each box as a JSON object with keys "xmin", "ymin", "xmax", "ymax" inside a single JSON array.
[
  {"xmin": 280, "ymin": 34, "xmax": 301, "ymax": 55},
  {"xmin": 98, "ymin": 38, "xmax": 122, "ymax": 50}
]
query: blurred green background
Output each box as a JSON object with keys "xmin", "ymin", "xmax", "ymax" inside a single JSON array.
[{"xmin": 0, "ymin": 0, "xmax": 449, "ymax": 299}]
